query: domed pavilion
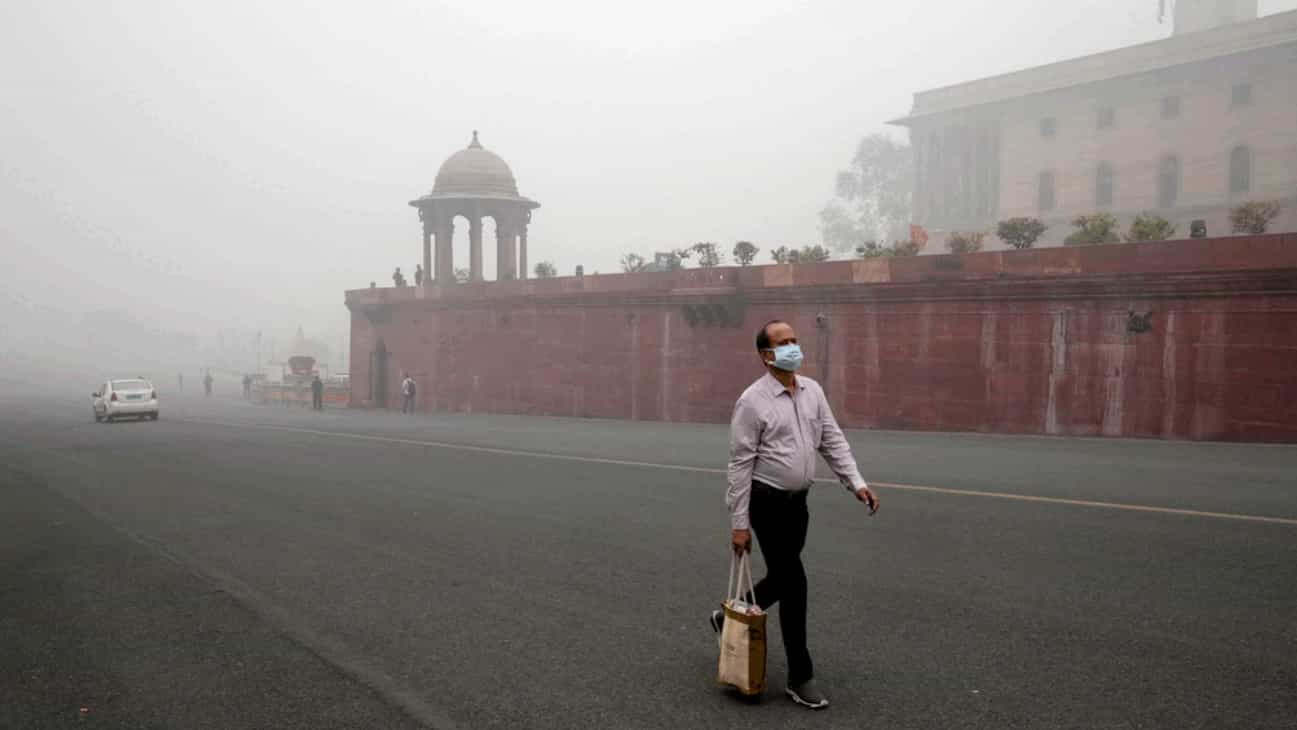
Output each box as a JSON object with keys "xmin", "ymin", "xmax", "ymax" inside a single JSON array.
[{"xmin": 409, "ymin": 131, "xmax": 540, "ymax": 284}]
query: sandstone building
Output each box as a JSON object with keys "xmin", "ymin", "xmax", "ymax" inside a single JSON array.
[{"xmin": 890, "ymin": 2, "xmax": 1297, "ymax": 248}]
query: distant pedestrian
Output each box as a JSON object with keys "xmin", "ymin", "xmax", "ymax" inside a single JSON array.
[
  {"xmin": 178, "ymin": 373, "xmax": 184, "ymax": 393},
  {"xmin": 242, "ymin": 374, "xmax": 252, "ymax": 400},
  {"xmin": 203, "ymin": 371, "xmax": 213, "ymax": 398},
  {"xmin": 400, "ymin": 374, "xmax": 416, "ymax": 414},
  {"xmin": 311, "ymin": 374, "xmax": 324, "ymax": 411},
  {"xmin": 393, "ymin": 267, "xmax": 406, "ymax": 287},
  {"xmin": 713, "ymin": 319, "xmax": 880, "ymax": 711},
  {"xmin": 414, "ymin": 264, "xmax": 424, "ymax": 287}
]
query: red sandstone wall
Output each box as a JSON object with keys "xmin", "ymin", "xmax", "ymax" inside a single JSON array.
[{"xmin": 347, "ymin": 235, "xmax": 1297, "ymax": 443}]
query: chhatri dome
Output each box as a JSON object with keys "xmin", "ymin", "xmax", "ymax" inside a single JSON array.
[
  {"xmin": 409, "ymin": 131, "xmax": 540, "ymax": 284},
  {"xmin": 431, "ymin": 131, "xmax": 520, "ymax": 197}
]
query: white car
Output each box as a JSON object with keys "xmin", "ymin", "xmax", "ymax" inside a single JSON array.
[{"xmin": 93, "ymin": 378, "xmax": 160, "ymax": 422}]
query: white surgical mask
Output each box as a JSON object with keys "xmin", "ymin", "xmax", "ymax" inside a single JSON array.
[{"xmin": 765, "ymin": 343, "xmax": 804, "ymax": 372}]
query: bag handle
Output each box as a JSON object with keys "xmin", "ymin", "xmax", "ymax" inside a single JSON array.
[{"xmin": 727, "ymin": 551, "xmax": 758, "ymax": 607}]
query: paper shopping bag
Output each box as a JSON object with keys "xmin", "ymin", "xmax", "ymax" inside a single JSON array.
[{"xmin": 716, "ymin": 552, "xmax": 766, "ymax": 696}]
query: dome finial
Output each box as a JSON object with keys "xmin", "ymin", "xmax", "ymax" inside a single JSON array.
[{"xmin": 469, "ymin": 130, "xmax": 481, "ymax": 149}]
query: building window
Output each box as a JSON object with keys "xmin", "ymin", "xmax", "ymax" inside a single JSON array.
[
  {"xmin": 1161, "ymin": 95, "xmax": 1181, "ymax": 119},
  {"xmin": 1229, "ymin": 145, "xmax": 1251, "ymax": 193},
  {"xmin": 1096, "ymin": 163, "xmax": 1114, "ymax": 208},
  {"xmin": 1231, "ymin": 82, "xmax": 1252, "ymax": 107},
  {"xmin": 1040, "ymin": 117, "xmax": 1056, "ymax": 138},
  {"xmin": 1038, "ymin": 171, "xmax": 1056, "ymax": 211},
  {"xmin": 1096, "ymin": 106, "xmax": 1115, "ymax": 129},
  {"xmin": 1158, "ymin": 155, "xmax": 1180, "ymax": 209}
]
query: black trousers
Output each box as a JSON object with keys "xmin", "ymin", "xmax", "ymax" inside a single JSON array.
[
  {"xmin": 748, "ymin": 480, "xmax": 813, "ymax": 686},
  {"xmin": 312, "ymin": 392, "xmax": 322, "ymax": 410}
]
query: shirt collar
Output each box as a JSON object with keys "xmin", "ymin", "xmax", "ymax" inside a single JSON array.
[{"xmin": 762, "ymin": 371, "xmax": 802, "ymax": 396}]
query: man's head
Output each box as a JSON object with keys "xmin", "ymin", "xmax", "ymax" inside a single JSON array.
[{"xmin": 755, "ymin": 320, "xmax": 801, "ymax": 372}]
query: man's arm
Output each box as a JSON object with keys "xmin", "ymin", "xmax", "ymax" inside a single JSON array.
[
  {"xmin": 726, "ymin": 396, "xmax": 762, "ymax": 535},
  {"xmin": 815, "ymin": 389, "xmax": 880, "ymax": 514}
]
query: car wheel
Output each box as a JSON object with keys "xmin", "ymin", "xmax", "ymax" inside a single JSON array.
[{"xmin": 151, "ymin": 412, "xmax": 160, "ymax": 421}]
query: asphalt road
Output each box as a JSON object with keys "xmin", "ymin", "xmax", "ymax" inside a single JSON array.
[{"xmin": 2, "ymin": 388, "xmax": 1296, "ymax": 729}]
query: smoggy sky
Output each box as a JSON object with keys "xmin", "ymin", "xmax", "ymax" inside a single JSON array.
[{"xmin": 4, "ymin": 0, "xmax": 1296, "ymax": 344}]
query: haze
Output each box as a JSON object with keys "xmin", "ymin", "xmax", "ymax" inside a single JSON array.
[{"xmin": 3, "ymin": 0, "xmax": 1296, "ymax": 373}]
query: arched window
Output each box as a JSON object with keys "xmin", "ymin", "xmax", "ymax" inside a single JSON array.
[
  {"xmin": 1158, "ymin": 155, "xmax": 1180, "ymax": 209},
  {"xmin": 1096, "ymin": 163, "xmax": 1114, "ymax": 208},
  {"xmin": 1038, "ymin": 171, "xmax": 1055, "ymax": 212},
  {"xmin": 1229, "ymin": 145, "xmax": 1251, "ymax": 193}
]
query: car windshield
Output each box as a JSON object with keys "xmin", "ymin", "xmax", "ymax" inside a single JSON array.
[{"xmin": 111, "ymin": 379, "xmax": 150, "ymax": 391}]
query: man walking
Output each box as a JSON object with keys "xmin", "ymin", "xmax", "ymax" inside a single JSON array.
[
  {"xmin": 203, "ymin": 370, "xmax": 213, "ymax": 398},
  {"xmin": 713, "ymin": 319, "xmax": 879, "ymax": 710},
  {"xmin": 400, "ymin": 374, "xmax": 416, "ymax": 414},
  {"xmin": 311, "ymin": 373, "xmax": 324, "ymax": 411}
]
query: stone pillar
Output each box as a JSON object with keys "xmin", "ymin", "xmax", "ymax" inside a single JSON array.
[
  {"xmin": 420, "ymin": 213, "xmax": 433, "ymax": 289},
  {"xmin": 435, "ymin": 214, "xmax": 454, "ymax": 284},
  {"xmin": 495, "ymin": 218, "xmax": 514, "ymax": 281},
  {"xmin": 518, "ymin": 223, "xmax": 528, "ymax": 280},
  {"xmin": 469, "ymin": 215, "xmax": 483, "ymax": 281}
]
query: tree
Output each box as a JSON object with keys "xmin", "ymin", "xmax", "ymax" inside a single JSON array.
[
  {"xmin": 691, "ymin": 242, "xmax": 722, "ymax": 268},
  {"xmin": 996, "ymin": 217, "xmax": 1048, "ymax": 249},
  {"xmin": 770, "ymin": 246, "xmax": 795, "ymax": 264},
  {"xmin": 661, "ymin": 248, "xmax": 692, "ymax": 271},
  {"xmin": 620, "ymin": 253, "xmax": 648, "ymax": 273},
  {"xmin": 797, "ymin": 244, "xmax": 832, "ymax": 263},
  {"xmin": 453, "ymin": 268, "xmax": 471, "ymax": 283},
  {"xmin": 819, "ymin": 132, "xmax": 913, "ymax": 253},
  {"xmin": 533, "ymin": 261, "xmax": 558, "ymax": 278},
  {"xmin": 1126, "ymin": 213, "xmax": 1177, "ymax": 242},
  {"xmin": 732, "ymin": 241, "xmax": 759, "ymax": 266},
  {"xmin": 946, "ymin": 231, "xmax": 986, "ymax": 254},
  {"xmin": 1064, "ymin": 213, "xmax": 1122, "ymax": 246},
  {"xmin": 1230, "ymin": 200, "xmax": 1281, "ymax": 234}
]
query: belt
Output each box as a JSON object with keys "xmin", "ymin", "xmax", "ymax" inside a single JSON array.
[{"xmin": 752, "ymin": 480, "xmax": 808, "ymax": 500}]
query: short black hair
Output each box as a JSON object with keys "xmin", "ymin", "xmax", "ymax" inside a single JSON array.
[{"xmin": 755, "ymin": 320, "xmax": 787, "ymax": 352}]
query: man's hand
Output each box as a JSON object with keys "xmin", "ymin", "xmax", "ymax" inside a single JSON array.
[
  {"xmin": 731, "ymin": 528, "xmax": 751, "ymax": 554},
  {"xmin": 855, "ymin": 486, "xmax": 880, "ymax": 515}
]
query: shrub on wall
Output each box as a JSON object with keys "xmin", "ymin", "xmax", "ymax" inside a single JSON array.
[
  {"xmin": 1125, "ymin": 213, "xmax": 1177, "ymax": 242},
  {"xmin": 1229, "ymin": 200, "xmax": 1282, "ymax": 234},
  {"xmin": 892, "ymin": 239, "xmax": 920, "ymax": 256},
  {"xmin": 772, "ymin": 245, "xmax": 833, "ymax": 263},
  {"xmin": 946, "ymin": 231, "xmax": 986, "ymax": 254},
  {"xmin": 996, "ymin": 217, "xmax": 1048, "ymax": 249},
  {"xmin": 797, "ymin": 245, "xmax": 833, "ymax": 263},
  {"xmin": 1063, "ymin": 213, "xmax": 1122, "ymax": 246},
  {"xmin": 770, "ymin": 245, "xmax": 795, "ymax": 264},
  {"xmin": 691, "ymin": 242, "xmax": 723, "ymax": 267},
  {"xmin": 857, "ymin": 239, "xmax": 920, "ymax": 258},
  {"xmin": 620, "ymin": 253, "xmax": 648, "ymax": 273},
  {"xmin": 533, "ymin": 261, "xmax": 558, "ymax": 278},
  {"xmin": 732, "ymin": 241, "xmax": 759, "ymax": 266}
]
